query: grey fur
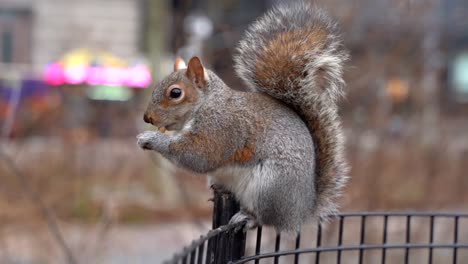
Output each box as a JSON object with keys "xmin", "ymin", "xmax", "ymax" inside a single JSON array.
[{"xmin": 137, "ymin": 2, "xmax": 348, "ymax": 231}]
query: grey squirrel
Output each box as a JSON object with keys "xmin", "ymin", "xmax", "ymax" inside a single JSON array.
[{"xmin": 137, "ymin": 2, "xmax": 349, "ymax": 232}]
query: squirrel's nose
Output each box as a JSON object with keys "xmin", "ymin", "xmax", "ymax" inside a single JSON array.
[{"xmin": 143, "ymin": 113, "xmax": 152, "ymax": 124}]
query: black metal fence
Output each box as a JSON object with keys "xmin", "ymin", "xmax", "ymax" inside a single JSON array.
[{"xmin": 163, "ymin": 190, "xmax": 468, "ymax": 264}]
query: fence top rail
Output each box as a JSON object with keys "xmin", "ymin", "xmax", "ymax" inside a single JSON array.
[
  {"xmin": 233, "ymin": 243, "xmax": 468, "ymax": 264},
  {"xmin": 335, "ymin": 211, "xmax": 468, "ymax": 217},
  {"xmin": 163, "ymin": 210, "xmax": 468, "ymax": 263}
]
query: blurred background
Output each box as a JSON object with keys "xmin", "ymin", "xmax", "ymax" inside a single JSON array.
[{"xmin": 0, "ymin": 0, "xmax": 467, "ymax": 263}]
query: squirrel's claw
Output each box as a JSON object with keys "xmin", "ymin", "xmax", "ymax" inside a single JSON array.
[{"xmin": 230, "ymin": 211, "xmax": 258, "ymax": 232}]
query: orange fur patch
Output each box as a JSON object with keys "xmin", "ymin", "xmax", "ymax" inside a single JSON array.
[
  {"xmin": 255, "ymin": 29, "xmax": 327, "ymax": 91},
  {"xmin": 230, "ymin": 144, "xmax": 255, "ymax": 163},
  {"xmin": 174, "ymin": 131, "xmax": 256, "ymax": 166}
]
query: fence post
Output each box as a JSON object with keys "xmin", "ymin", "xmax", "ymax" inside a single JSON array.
[{"xmin": 206, "ymin": 187, "xmax": 246, "ymax": 264}]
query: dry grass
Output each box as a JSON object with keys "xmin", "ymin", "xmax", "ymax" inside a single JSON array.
[
  {"xmin": 343, "ymin": 120, "xmax": 468, "ymax": 212},
  {"xmin": 0, "ymin": 138, "xmax": 211, "ymax": 226}
]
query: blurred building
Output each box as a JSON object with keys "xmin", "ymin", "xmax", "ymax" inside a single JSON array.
[
  {"xmin": 444, "ymin": 0, "xmax": 468, "ymax": 105},
  {"xmin": 0, "ymin": 0, "xmax": 141, "ymax": 72},
  {"xmin": 0, "ymin": 0, "xmax": 154, "ymax": 138}
]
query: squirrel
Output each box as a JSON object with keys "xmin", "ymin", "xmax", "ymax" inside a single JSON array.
[{"xmin": 137, "ymin": 2, "xmax": 349, "ymax": 232}]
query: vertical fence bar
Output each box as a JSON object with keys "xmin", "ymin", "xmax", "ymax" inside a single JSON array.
[
  {"xmin": 316, "ymin": 223, "xmax": 322, "ymax": 264},
  {"xmin": 197, "ymin": 241, "xmax": 205, "ymax": 264},
  {"xmin": 190, "ymin": 250, "xmax": 196, "ymax": 264},
  {"xmin": 358, "ymin": 215, "xmax": 366, "ymax": 264},
  {"xmin": 428, "ymin": 216, "xmax": 435, "ymax": 264},
  {"xmin": 255, "ymin": 226, "xmax": 262, "ymax": 264},
  {"xmin": 274, "ymin": 232, "xmax": 281, "ymax": 264},
  {"xmin": 337, "ymin": 216, "xmax": 344, "ymax": 264},
  {"xmin": 404, "ymin": 215, "xmax": 411, "ymax": 264},
  {"xmin": 230, "ymin": 226, "xmax": 247, "ymax": 263},
  {"xmin": 254, "ymin": 226, "xmax": 262, "ymax": 264},
  {"xmin": 453, "ymin": 216, "xmax": 459, "ymax": 264},
  {"xmin": 294, "ymin": 232, "xmax": 301, "ymax": 264},
  {"xmin": 206, "ymin": 188, "xmax": 246, "ymax": 264},
  {"xmin": 382, "ymin": 215, "xmax": 388, "ymax": 264},
  {"xmin": 205, "ymin": 237, "xmax": 213, "ymax": 264},
  {"xmin": 206, "ymin": 196, "xmax": 217, "ymax": 264}
]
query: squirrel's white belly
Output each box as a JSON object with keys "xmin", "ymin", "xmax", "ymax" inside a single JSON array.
[{"xmin": 211, "ymin": 165, "xmax": 262, "ymax": 212}]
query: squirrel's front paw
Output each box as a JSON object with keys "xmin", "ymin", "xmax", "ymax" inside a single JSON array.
[{"xmin": 136, "ymin": 131, "xmax": 159, "ymax": 150}]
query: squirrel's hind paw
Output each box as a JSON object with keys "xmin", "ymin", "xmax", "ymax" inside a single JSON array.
[{"xmin": 229, "ymin": 211, "xmax": 258, "ymax": 232}]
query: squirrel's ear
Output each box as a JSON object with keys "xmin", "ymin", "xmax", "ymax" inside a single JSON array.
[
  {"xmin": 186, "ymin": 56, "xmax": 207, "ymax": 88},
  {"xmin": 174, "ymin": 58, "xmax": 187, "ymax": 71}
]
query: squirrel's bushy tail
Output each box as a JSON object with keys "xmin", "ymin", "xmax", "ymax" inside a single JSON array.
[{"xmin": 234, "ymin": 2, "xmax": 349, "ymax": 220}]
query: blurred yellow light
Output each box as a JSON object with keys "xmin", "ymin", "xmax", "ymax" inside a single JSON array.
[{"xmin": 386, "ymin": 78, "xmax": 409, "ymax": 103}]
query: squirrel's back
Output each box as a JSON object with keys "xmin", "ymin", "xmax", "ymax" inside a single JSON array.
[{"xmin": 234, "ymin": 2, "xmax": 349, "ymax": 220}]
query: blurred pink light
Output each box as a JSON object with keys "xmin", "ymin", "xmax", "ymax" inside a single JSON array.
[
  {"xmin": 87, "ymin": 67, "xmax": 103, "ymax": 86},
  {"xmin": 65, "ymin": 65, "xmax": 87, "ymax": 84},
  {"xmin": 44, "ymin": 63, "xmax": 65, "ymax": 86},
  {"xmin": 102, "ymin": 67, "xmax": 125, "ymax": 86},
  {"xmin": 44, "ymin": 64, "xmax": 151, "ymax": 88},
  {"xmin": 126, "ymin": 65, "xmax": 151, "ymax": 88}
]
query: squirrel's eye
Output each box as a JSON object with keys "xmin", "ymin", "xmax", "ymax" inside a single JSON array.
[{"xmin": 169, "ymin": 87, "xmax": 182, "ymax": 99}]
